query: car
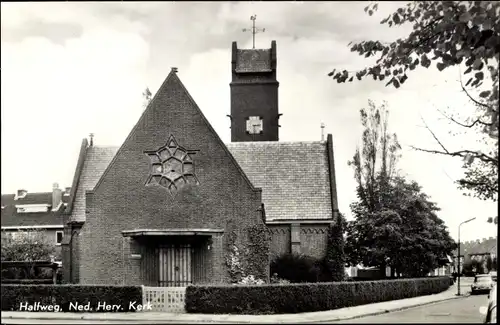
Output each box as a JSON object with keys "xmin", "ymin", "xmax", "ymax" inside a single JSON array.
[
  {"xmin": 479, "ymin": 283, "xmax": 496, "ymax": 323},
  {"xmin": 489, "ymin": 271, "xmax": 497, "ymax": 282},
  {"xmin": 471, "ymin": 274, "xmax": 495, "ymax": 295}
]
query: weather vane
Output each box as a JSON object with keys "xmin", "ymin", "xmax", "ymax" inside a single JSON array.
[{"xmin": 242, "ymin": 15, "xmax": 265, "ymax": 49}]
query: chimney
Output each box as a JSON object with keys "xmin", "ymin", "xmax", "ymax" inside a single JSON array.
[
  {"xmin": 52, "ymin": 183, "xmax": 62, "ymax": 211},
  {"xmin": 64, "ymin": 187, "xmax": 71, "ymax": 196},
  {"xmin": 15, "ymin": 189, "xmax": 28, "ymax": 200},
  {"xmin": 89, "ymin": 133, "xmax": 94, "ymax": 147}
]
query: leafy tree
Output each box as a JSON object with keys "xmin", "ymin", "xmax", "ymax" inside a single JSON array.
[
  {"xmin": 486, "ymin": 255, "xmax": 493, "ymax": 272},
  {"xmin": 345, "ymin": 100, "xmax": 456, "ymax": 277},
  {"xmin": 487, "ymin": 216, "xmax": 498, "ymax": 224},
  {"xmin": 324, "ymin": 213, "xmax": 346, "ymax": 281},
  {"xmin": 348, "ymin": 100, "xmax": 401, "ymax": 214},
  {"xmin": 1, "ymin": 229, "xmax": 55, "ymax": 262},
  {"xmin": 463, "ymin": 258, "xmax": 486, "ymax": 274},
  {"xmin": 328, "ymin": 1, "xmax": 499, "ymax": 201},
  {"xmin": 1, "ymin": 229, "xmax": 56, "ymax": 280}
]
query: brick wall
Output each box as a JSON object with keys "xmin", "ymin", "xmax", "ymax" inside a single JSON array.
[
  {"xmin": 78, "ymin": 72, "xmax": 263, "ymax": 285},
  {"xmin": 300, "ymin": 225, "xmax": 329, "ymax": 259},
  {"xmin": 230, "ymin": 84, "xmax": 279, "ymax": 142},
  {"xmin": 230, "ymin": 41, "xmax": 279, "ymax": 143},
  {"xmin": 268, "ymin": 225, "xmax": 291, "ymax": 258},
  {"xmin": 267, "ymin": 223, "xmax": 329, "ymax": 260}
]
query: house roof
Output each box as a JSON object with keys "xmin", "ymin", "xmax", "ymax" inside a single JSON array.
[
  {"xmin": 235, "ymin": 49, "xmax": 272, "ymax": 73},
  {"xmin": 1, "ymin": 192, "xmax": 69, "ymax": 227},
  {"xmin": 226, "ymin": 141, "xmax": 333, "ymax": 221},
  {"xmin": 453, "ymin": 237, "xmax": 498, "ymax": 256},
  {"xmin": 68, "ymin": 141, "xmax": 334, "ymax": 223}
]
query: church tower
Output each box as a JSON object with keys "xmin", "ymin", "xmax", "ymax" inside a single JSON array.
[{"xmin": 230, "ymin": 40, "xmax": 280, "ymax": 142}]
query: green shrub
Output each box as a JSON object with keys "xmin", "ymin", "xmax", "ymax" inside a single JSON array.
[
  {"xmin": 185, "ymin": 276, "xmax": 450, "ymax": 314},
  {"xmin": 270, "ymin": 253, "xmax": 329, "ymax": 283},
  {"xmin": 1, "ymin": 285, "xmax": 142, "ymax": 312}
]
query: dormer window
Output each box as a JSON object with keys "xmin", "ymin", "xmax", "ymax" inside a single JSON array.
[
  {"xmin": 14, "ymin": 190, "xmax": 28, "ymax": 200},
  {"xmin": 15, "ymin": 204, "xmax": 50, "ymax": 213}
]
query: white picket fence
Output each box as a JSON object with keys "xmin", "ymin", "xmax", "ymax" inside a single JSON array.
[{"xmin": 142, "ymin": 286, "xmax": 187, "ymax": 313}]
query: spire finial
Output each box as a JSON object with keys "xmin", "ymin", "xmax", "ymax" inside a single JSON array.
[
  {"xmin": 242, "ymin": 15, "xmax": 265, "ymax": 49},
  {"xmin": 321, "ymin": 123, "xmax": 325, "ymax": 141},
  {"xmin": 89, "ymin": 133, "xmax": 94, "ymax": 146}
]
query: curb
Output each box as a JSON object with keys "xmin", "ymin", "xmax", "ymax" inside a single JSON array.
[
  {"xmin": 1, "ymin": 291, "xmax": 470, "ymax": 323},
  {"xmin": 309, "ymin": 294, "xmax": 468, "ymax": 323}
]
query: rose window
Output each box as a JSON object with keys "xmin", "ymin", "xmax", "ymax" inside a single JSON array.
[{"xmin": 144, "ymin": 135, "xmax": 200, "ymax": 196}]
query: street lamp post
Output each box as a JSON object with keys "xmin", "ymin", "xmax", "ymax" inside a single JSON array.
[{"xmin": 457, "ymin": 217, "xmax": 476, "ymax": 296}]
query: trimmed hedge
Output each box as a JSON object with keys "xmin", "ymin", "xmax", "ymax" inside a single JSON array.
[
  {"xmin": 185, "ymin": 276, "xmax": 451, "ymax": 314},
  {"xmin": 1, "ymin": 285, "xmax": 143, "ymax": 312}
]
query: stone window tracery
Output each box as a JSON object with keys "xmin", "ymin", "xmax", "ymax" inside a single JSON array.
[{"xmin": 144, "ymin": 135, "xmax": 200, "ymax": 197}]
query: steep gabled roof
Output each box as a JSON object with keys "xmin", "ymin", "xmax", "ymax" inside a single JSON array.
[
  {"xmin": 92, "ymin": 69, "xmax": 259, "ymax": 195},
  {"xmin": 69, "ymin": 146, "xmax": 118, "ymax": 223},
  {"xmin": 226, "ymin": 141, "xmax": 333, "ymax": 221},
  {"xmin": 68, "ymin": 140, "xmax": 335, "ymax": 223}
]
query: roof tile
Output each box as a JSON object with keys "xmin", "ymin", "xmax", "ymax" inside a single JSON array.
[
  {"xmin": 226, "ymin": 141, "xmax": 332, "ymax": 221},
  {"xmin": 69, "ymin": 141, "xmax": 333, "ymax": 223},
  {"xmin": 1, "ymin": 192, "xmax": 67, "ymax": 227},
  {"xmin": 70, "ymin": 146, "xmax": 118, "ymax": 222}
]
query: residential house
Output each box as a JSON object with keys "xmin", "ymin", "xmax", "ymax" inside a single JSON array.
[
  {"xmin": 453, "ymin": 237, "xmax": 498, "ymax": 274},
  {"xmin": 1, "ymin": 184, "xmax": 71, "ymax": 262}
]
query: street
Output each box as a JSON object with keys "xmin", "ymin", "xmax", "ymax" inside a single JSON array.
[
  {"xmin": 328, "ymin": 294, "xmax": 488, "ymax": 323},
  {"xmin": 1, "ymin": 294, "xmax": 489, "ymax": 324},
  {"xmin": 1, "ymin": 278, "xmax": 490, "ymax": 324}
]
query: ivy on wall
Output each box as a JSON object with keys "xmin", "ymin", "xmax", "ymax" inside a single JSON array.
[
  {"xmin": 245, "ymin": 224, "xmax": 271, "ymax": 282},
  {"xmin": 225, "ymin": 223, "xmax": 270, "ymax": 284},
  {"xmin": 225, "ymin": 229, "xmax": 244, "ymax": 283}
]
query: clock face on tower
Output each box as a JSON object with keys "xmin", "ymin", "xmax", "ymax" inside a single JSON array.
[{"xmin": 246, "ymin": 116, "xmax": 263, "ymax": 134}]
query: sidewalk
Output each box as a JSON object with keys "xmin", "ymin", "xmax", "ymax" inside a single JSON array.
[{"xmin": 1, "ymin": 284, "xmax": 468, "ymax": 324}]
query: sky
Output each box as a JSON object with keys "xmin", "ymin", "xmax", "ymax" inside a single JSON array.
[{"xmin": 1, "ymin": 1, "xmax": 497, "ymax": 243}]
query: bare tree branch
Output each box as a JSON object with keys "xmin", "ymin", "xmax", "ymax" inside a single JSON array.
[
  {"xmin": 410, "ymin": 146, "xmax": 498, "ymax": 164},
  {"xmin": 437, "ymin": 108, "xmax": 493, "ymax": 128},
  {"xmin": 415, "ymin": 114, "xmax": 498, "ymax": 164},
  {"xmin": 419, "ymin": 114, "xmax": 450, "ymax": 153}
]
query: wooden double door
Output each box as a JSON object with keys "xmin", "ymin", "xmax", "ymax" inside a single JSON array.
[
  {"xmin": 158, "ymin": 244, "xmax": 193, "ymax": 287},
  {"xmin": 140, "ymin": 236, "xmax": 209, "ymax": 287}
]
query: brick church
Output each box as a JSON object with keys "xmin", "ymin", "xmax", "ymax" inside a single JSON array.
[{"xmin": 61, "ymin": 41, "xmax": 340, "ymax": 286}]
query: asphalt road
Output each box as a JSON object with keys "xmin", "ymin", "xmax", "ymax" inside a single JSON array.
[
  {"xmin": 0, "ymin": 278, "xmax": 489, "ymax": 325},
  {"xmin": 1, "ymin": 294, "xmax": 490, "ymax": 325},
  {"xmin": 327, "ymin": 294, "xmax": 489, "ymax": 323},
  {"xmin": 1, "ymin": 320, "xmax": 142, "ymax": 324}
]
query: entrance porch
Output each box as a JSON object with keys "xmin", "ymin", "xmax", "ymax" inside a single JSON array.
[{"xmin": 122, "ymin": 229, "xmax": 224, "ymax": 287}]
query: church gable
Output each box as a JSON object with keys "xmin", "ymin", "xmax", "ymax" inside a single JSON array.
[{"xmin": 89, "ymin": 69, "xmax": 262, "ymax": 229}]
